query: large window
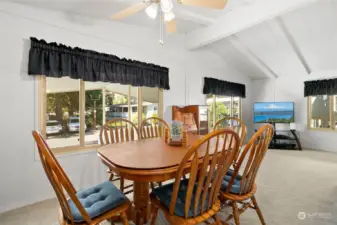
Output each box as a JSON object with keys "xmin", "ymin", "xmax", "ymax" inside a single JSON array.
[
  {"xmin": 38, "ymin": 76, "xmax": 163, "ymax": 152},
  {"xmin": 142, "ymin": 86, "xmax": 159, "ymax": 119},
  {"xmin": 130, "ymin": 86, "xmax": 139, "ymax": 125},
  {"xmin": 334, "ymin": 96, "xmax": 337, "ymax": 129},
  {"xmin": 308, "ymin": 95, "xmax": 336, "ymax": 130},
  {"xmin": 45, "ymin": 77, "xmax": 80, "ymax": 148},
  {"xmin": 207, "ymin": 95, "xmax": 242, "ymax": 129}
]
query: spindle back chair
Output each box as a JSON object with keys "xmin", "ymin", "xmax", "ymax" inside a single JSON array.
[
  {"xmin": 99, "ymin": 118, "xmax": 140, "ymax": 194},
  {"xmin": 100, "ymin": 118, "xmax": 139, "ymax": 144},
  {"xmin": 220, "ymin": 124, "xmax": 274, "ymax": 225},
  {"xmin": 140, "ymin": 117, "xmax": 169, "ymax": 139},
  {"xmin": 150, "ymin": 129, "xmax": 240, "ymax": 225},
  {"xmin": 213, "ymin": 117, "xmax": 247, "ymax": 147},
  {"xmin": 140, "ymin": 117, "xmax": 170, "ymax": 190},
  {"xmin": 32, "ymin": 131, "xmax": 130, "ymax": 225}
]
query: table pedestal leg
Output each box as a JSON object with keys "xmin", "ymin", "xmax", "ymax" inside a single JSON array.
[{"xmin": 133, "ymin": 182, "xmax": 150, "ymax": 225}]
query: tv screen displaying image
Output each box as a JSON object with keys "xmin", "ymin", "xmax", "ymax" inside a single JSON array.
[{"xmin": 254, "ymin": 102, "xmax": 294, "ymax": 123}]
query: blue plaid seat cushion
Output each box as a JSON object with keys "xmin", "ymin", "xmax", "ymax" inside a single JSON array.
[
  {"xmin": 68, "ymin": 181, "xmax": 128, "ymax": 222},
  {"xmin": 151, "ymin": 179, "xmax": 211, "ymax": 217},
  {"xmin": 221, "ymin": 169, "xmax": 246, "ymax": 194}
]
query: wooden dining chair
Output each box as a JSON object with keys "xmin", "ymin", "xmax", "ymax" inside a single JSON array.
[
  {"xmin": 213, "ymin": 117, "xmax": 247, "ymax": 148},
  {"xmin": 140, "ymin": 117, "xmax": 169, "ymax": 139},
  {"xmin": 150, "ymin": 129, "xmax": 240, "ymax": 225},
  {"xmin": 140, "ymin": 117, "xmax": 170, "ymax": 190},
  {"xmin": 99, "ymin": 118, "xmax": 140, "ymax": 195},
  {"xmin": 219, "ymin": 124, "xmax": 274, "ymax": 225},
  {"xmin": 32, "ymin": 131, "xmax": 130, "ymax": 225}
]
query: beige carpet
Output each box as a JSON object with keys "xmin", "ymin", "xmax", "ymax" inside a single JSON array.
[{"xmin": 1, "ymin": 149, "xmax": 337, "ymax": 225}]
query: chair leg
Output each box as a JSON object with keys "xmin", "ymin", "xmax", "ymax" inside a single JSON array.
[
  {"xmin": 219, "ymin": 194, "xmax": 226, "ymax": 206},
  {"xmin": 150, "ymin": 203, "xmax": 159, "ymax": 225},
  {"xmin": 150, "ymin": 182, "xmax": 155, "ymax": 191},
  {"xmin": 251, "ymin": 196, "xmax": 266, "ymax": 225},
  {"xmin": 232, "ymin": 201, "xmax": 240, "ymax": 225},
  {"xmin": 120, "ymin": 177, "xmax": 125, "ymax": 193},
  {"xmin": 109, "ymin": 173, "xmax": 114, "ymax": 181},
  {"xmin": 120, "ymin": 211, "xmax": 129, "ymax": 225},
  {"xmin": 59, "ymin": 218, "xmax": 67, "ymax": 225},
  {"xmin": 214, "ymin": 216, "xmax": 222, "ymax": 225}
]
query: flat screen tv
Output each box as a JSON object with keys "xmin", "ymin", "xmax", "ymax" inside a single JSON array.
[{"xmin": 254, "ymin": 102, "xmax": 294, "ymax": 123}]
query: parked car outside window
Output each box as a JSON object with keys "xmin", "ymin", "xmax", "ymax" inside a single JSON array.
[
  {"xmin": 46, "ymin": 120, "xmax": 63, "ymax": 135},
  {"xmin": 67, "ymin": 116, "xmax": 86, "ymax": 132}
]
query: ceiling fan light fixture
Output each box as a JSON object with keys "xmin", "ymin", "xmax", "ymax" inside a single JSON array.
[
  {"xmin": 164, "ymin": 11, "xmax": 175, "ymax": 22},
  {"xmin": 161, "ymin": 0, "xmax": 173, "ymax": 13},
  {"xmin": 145, "ymin": 3, "xmax": 158, "ymax": 19}
]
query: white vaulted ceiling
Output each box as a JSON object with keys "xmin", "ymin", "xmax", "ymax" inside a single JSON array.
[
  {"xmin": 207, "ymin": 0, "xmax": 336, "ymax": 79},
  {"xmin": 282, "ymin": 0, "xmax": 337, "ymax": 73},
  {"xmin": 4, "ymin": 0, "xmax": 250, "ymax": 32},
  {"xmin": 209, "ymin": 38, "xmax": 268, "ymax": 79}
]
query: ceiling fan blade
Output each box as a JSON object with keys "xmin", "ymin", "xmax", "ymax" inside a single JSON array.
[
  {"xmin": 166, "ymin": 19, "xmax": 177, "ymax": 33},
  {"xmin": 178, "ymin": 0, "xmax": 228, "ymax": 9},
  {"xmin": 110, "ymin": 1, "xmax": 149, "ymax": 20}
]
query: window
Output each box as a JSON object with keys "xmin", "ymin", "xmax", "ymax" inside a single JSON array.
[
  {"xmin": 207, "ymin": 95, "xmax": 242, "ymax": 129},
  {"xmin": 308, "ymin": 95, "xmax": 336, "ymax": 130},
  {"xmin": 206, "ymin": 95, "xmax": 215, "ymax": 128},
  {"xmin": 334, "ymin": 96, "xmax": 337, "ymax": 129},
  {"xmin": 130, "ymin": 86, "xmax": 139, "ymax": 125},
  {"xmin": 215, "ymin": 96, "xmax": 231, "ymax": 122},
  {"xmin": 233, "ymin": 97, "xmax": 241, "ymax": 119},
  {"xmin": 38, "ymin": 76, "xmax": 163, "ymax": 152},
  {"xmin": 84, "ymin": 84, "xmax": 103, "ymax": 145},
  {"xmin": 142, "ymin": 86, "xmax": 159, "ymax": 119},
  {"xmin": 45, "ymin": 77, "xmax": 80, "ymax": 149}
]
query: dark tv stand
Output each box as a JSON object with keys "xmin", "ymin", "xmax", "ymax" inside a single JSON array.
[
  {"xmin": 256, "ymin": 123, "xmax": 302, "ymax": 151},
  {"xmin": 270, "ymin": 129, "xmax": 302, "ymax": 150}
]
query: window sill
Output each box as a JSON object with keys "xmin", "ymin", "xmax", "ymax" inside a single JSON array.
[
  {"xmin": 51, "ymin": 144, "xmax": 101, "ymax": 156},
  {"xmin": 307, "ymin": 128, "xmax": 336, "ymax": 132},
  {"xmin": 34, "ymin": 144, "xmax": 101, "ymax": 162}
]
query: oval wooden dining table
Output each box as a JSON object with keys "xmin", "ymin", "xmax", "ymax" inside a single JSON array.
[{"xmin": 97, "ymin": 133, "xmax": 213, "ymax": 225}]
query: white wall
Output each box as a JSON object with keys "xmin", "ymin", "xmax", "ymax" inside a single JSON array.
[
  {"xmin": 0, "ymin": 2, "xmax": 251, "ymax": 213},
  {"xmin": 251, "ymin": 71, "xmax": 337, "ymax": 153}
]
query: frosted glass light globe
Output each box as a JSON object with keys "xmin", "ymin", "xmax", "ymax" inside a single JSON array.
[
  {"xmin": 160, "ymin": 0, "xmax": 173, "ymax": 13},
  {"xmin": 145, "ymin": 3, "xmax": 158, "ymax": 19},
  {"xmin": 164, "ymin": 11, "xmax": 175, "ymax": 22}
]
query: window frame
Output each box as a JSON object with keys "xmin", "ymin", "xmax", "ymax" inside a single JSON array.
[
  {"xmin": 307, "ymin": 95, "xmax": 336, "ymax": 131},
  {"xmin": 37, "ymin": 76, "xmax": 164, "ymax": 153},
  {"xmin": 207, "ymin": 95, "xmax": 242, "ymax": 130}
]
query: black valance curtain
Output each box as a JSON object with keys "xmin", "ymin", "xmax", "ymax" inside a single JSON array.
[
  {"xmin": 203, "ymin": 77, "xmax": 246, "ymax": 98},
  {"xmin": 304, "ymin": 78, "xmax": 337, "ymax": 97},
  {"xmin": 28, "ymin": 37, "xmax": 170, "ymax": 90}
]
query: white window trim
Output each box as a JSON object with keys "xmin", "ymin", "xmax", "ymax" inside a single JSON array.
[{"xmin": 307, "ymin": 95, "xmax": 336, "ymax": 131}]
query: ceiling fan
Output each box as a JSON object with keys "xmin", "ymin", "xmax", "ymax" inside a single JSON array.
[{"xmin": 110, "ymin": 0, "xmax": 228, "ymax": 34}]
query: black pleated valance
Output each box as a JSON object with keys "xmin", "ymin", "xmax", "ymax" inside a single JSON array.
[
  {"xmin": 28, "ymin": 37, "xmax": 170, "ymax": 90},
  {"xmin": 203, "ymin": 77, "xmax": 246, "ymax": 98},
  {"xmin": 304, "ymin": 78, "xmax": 337, "ymax": 97}
]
